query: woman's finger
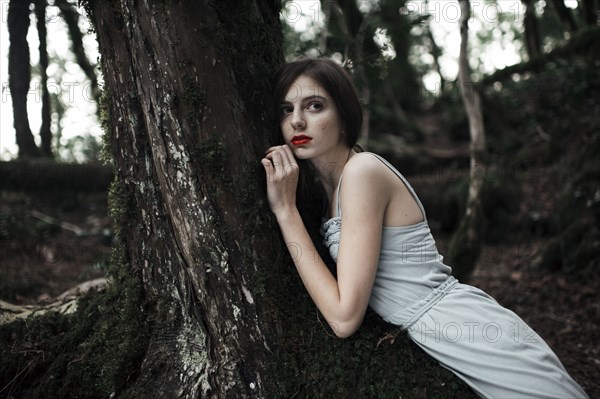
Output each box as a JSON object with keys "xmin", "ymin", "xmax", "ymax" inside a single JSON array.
[
  {"xmin": 270, "ymin": 149, "xmax": 285, "ymax": 179},
  {"xmin": 277, "ymin": 145, "xmax": 292, "ymax": 166},
  {"xmin": 281, "ymin": 145, "xmax": 297, "ymax": 167},
  {"xmin": 261, "ymin": 158, "xmax": 273, "ymax": 182},
  {"xmin": 265, "ymin": 145, "xmax": 284, "ymax": 155}
]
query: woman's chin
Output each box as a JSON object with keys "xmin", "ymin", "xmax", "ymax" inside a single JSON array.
[{"xmin": 291, "ymin": 147, "xmax": 311, "ymax": 159}]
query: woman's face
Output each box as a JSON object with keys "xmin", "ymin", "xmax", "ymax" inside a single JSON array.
[{"xmin": 280, "ymin": 74, "xmax": 346, "ymax": 160}]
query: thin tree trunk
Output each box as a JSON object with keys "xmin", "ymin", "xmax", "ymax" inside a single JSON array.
[
  {"xmin": 319, "ymin": 0, "xmax": 331, "ymax": 54},
  {"xmin": 579, "ymin": 0, "xmax": 599, "ymax": 26},
  {"xmin": 448, "ymin": 0, "xmax": 487, "ymax": 282},
  {"xmin": 379, "ymin": 0, "xmax": 421, "ymax": 111},
  {"xmin": 354, "ymin": 13, "xmax": 371, "ymax": 144},
  {"xmin": 8, "ymin": 0, "xmax": 40, "ymax": 159},
  {"xmin": 35, "ymin": 0, "xmax": 53, "ymax": 157},
  {"xmin": 550, "ymin": 0, "xmax": 579, "ymax": 32},
  {"xmin": 56, "ymin": 0, "xmax": 100, "ymax": 106},
  {"xmin": 522, "ymin": 0, "xmax": 542, "ymax": 59},
  {"xmin": 330, "ymin": 0, "xmax": 372, "ymax": 143},
  {"xmin": 425, "ymin": 20, "xmax": 446, "ymax": 89}
]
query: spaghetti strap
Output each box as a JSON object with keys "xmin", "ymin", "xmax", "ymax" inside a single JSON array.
[
  {"xmin": 335, "ymin": 175, "xmax": 343, "ymax": 218},
  {"xmin": 334, "ymin": 152, "xmax": 427, "ymax": 221}
]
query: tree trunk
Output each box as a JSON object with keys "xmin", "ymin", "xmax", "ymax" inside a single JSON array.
[
  {"xmin": 329, "ymin": 0, "xmax": 372, "ymax": 144},
  {"xmin": 56, "ymin": 0, "xmax": 101, "ymax": 107},
  {"xmin": 379, "ymin": 0, "xmax": 422, "ymax": 111},
  {"xmin": 424, "ymin": 13, "xmax": 446, "ymax": 90},
  {"xmin": 8, "ymin": 0, "xmax": 40, "ymax": 159},
  {"xmin": 579, "ymin": 0, "xmax": 599, "ymax": 26},
  {"xmin": 318, "ymin": 0, "xmax": 332, "ymax": 54},
  {"xmin": 448, "ymin": 0, "xmax": 487, "ymax": 282},
  {"xmin": 35, "ymin": 0, "xmax": 53, "ymax": 157},
  {"xmin": 0, "ymin": 1, "xmax": 477, "ymax": 397},
  {"xmin": 549, "ymin": 0, "xmax": 578, "ymax": 32},
  {"xmin": 522, "ymin": 0, "xmax": 542, "ymax": 59},
  {"xmin": 88, "ymin": 0, "xmax": 289, "ymax": 395}
]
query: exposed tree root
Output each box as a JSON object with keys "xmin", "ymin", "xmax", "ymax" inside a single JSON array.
[{"xmin": 0, "ymin": 278, "xmax": 107, "ymax": 325}]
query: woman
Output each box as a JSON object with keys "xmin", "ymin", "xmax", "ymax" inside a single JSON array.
[{"xmin": 260, "ymin": 58, "xmax": 588, "ymax": 398}]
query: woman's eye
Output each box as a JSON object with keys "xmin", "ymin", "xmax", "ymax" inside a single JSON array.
[
  {"xmin": 308, "ymin": 102, "xmax": 323, "ymax": 111},
  {"xmin": 281, "ymin": 106, "xmax": 293, "ymax": 115}
]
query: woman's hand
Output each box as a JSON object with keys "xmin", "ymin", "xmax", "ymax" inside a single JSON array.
[{"xmin": 261, "ymin": 145, "xmax": 300, "ymax": 217}]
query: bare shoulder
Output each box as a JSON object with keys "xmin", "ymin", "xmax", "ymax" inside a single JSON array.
[
  {"xmin": 339, "ymin": 152, "xmax": 392, "ymax": 205},
  {"xmin": 342, "ymin": 152, "xmax": 388, "ymax": 181},
  {"xmin": 342, "ymin": 152, "xmax": 389, "ymax": 188}
]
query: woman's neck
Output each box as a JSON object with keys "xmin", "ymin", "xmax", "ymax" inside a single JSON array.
[{"xmin": 310, "ymin": 147, "xmax": 356, "ymax": 200}]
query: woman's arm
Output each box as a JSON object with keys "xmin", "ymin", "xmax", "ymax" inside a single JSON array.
[{"xmin": 262, "ymin": 147, "xmax": 387, "ymax": 338}]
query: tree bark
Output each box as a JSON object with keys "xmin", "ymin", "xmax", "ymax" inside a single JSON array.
[
  {"xmin": 87, "ymin": 0, "xmax": 288, "ymax": 395},
  {"xmin": 8, "ymin": 0, "xmax": 40, "ymax": 159},
  {"xmin": 448, "ymin": 0, "xmax": 487, "ymax": 282}
]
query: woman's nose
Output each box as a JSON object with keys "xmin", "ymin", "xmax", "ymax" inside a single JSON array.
[{"xmin": 291, "ymin": 109, "xmax": 306, "ymax": 130}]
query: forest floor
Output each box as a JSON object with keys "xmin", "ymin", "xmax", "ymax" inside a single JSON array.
[{"xmin": 0, "ymin": 164, "xmax": 597, "ymax": 397}]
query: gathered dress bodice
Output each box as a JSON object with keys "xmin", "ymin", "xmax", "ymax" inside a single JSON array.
[{"xmin": 320, "ymin": 152, "xmax": 455, "ymax": 328}]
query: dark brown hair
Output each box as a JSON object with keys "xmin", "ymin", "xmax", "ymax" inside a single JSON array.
[{"xmin": 273, "ymin": 58, "xmax": 363, "ymax": 148}]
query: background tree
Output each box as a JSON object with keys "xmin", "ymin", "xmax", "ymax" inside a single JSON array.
[
  {"xmin": 55, "ymin": 0, "xmax": 101, "ymax": 107},
  {"xmin": 521, "ymin": 0, "xmax": 542, "ymax": 59},
  {"xmin": 8, "ymin": 0, "xmax": 40, "ymax": 158},
  {"xmin": 35, "ymin": 0, "xmax": 52, "ymax": 157},
  {"xmin": 446, "ymin": 0, "xmax": 488, "ymax": 282}
]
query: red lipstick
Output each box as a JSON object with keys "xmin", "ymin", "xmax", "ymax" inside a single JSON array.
[{"xmin": 291, "ymin": 135, "xmax": 312, "ymax": 146}]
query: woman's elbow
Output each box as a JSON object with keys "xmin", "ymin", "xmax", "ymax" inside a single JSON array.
[{"xmin": 330, "ymin": 320, "xmax": 361, "ymax": 339}]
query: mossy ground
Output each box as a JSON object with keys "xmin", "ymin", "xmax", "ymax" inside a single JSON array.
[
  {"xmin": 268, "ymin": 308, "xmax": 477, "ymax": 398},
  {"xmin": 0, "ymin": 180, "xmax": 151, "ymax": 398},
  {"xmin": 0, "ymin": 279, "xmax": 150, "ymax": 398}
]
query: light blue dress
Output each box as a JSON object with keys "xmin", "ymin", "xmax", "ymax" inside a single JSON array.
[{"xmin": 321, "ymin": 152, "xmax": 588, "ymax": 399}]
